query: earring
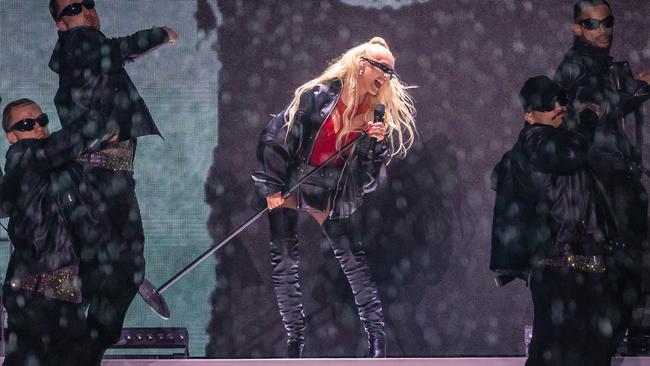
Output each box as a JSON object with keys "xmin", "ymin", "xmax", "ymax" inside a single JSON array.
[{"xmin": 359, "ymin": 68, "xmax": 364, "ymax": 76}]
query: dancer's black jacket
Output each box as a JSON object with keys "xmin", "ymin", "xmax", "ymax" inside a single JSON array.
[
  {"xmin": 490, "ymin": 121, "xmax": 615, "ymax": 281},
  {"xmin": 555, "ymin": 38, "xmax": 650, "ymax": 123},
  {"xmin": 554, "ymin": 38, "xmax": 650, "ymax": 256},
  {"xmin": 252, "ymin": 78, "xmax": 390, "ymax": 217},
  {"xmin": 554, "ymin": 38, "xmax": 650, "ymax": 175},
  {"xmin": 44, "ymin": 24, "xmax": 161, "ymax": 362},
  {"xmin": 48, "ymin": 26, "xmax": 167, "ymax": 141},
  {"xmin": 0, "ymin": 131, "xmax": 108, "ymax": 285}
]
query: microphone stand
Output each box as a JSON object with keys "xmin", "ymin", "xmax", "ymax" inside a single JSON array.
[{"xmin": 141, "ymin": 132, "xmax": 368, "ymax": 319}]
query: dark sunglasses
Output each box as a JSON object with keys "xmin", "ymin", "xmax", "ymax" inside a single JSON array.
[
  {"xmin": 57, "ymin": 0, "xmax": 95, "ymax": 21},
  {"xmin": 532, "ymin": 93, "xmax": 568, "ymax": 112},
  {"xmin": 578, "ymin": 15, "xmax": 615, "ymax": 30},
  {"xmin": 8, "ymin": 114, "xmax": 49, "ymax": 132},
  {"xmin": 361, "ymin": 57, "xmax": 397, "ymax": 80}
]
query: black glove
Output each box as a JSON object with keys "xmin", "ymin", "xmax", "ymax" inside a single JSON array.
[
  {"xmin": 626, "ymin": 160, "xmax": 644, "ymax": 179},
  {"xmin": 578, "ymin": 108, "xmax": 599, "ymax": 129}
]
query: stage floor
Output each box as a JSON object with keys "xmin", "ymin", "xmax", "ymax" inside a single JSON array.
[
  {"xmin": 96, "ymin": 357, "xmax": 650, "ymax": 365},
  {"xmin": 2, "ymin": 357, "xmax": 649, "ymax": 365}
]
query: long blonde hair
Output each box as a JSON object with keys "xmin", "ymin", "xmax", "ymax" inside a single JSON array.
[{"xmin": 285, "ymin": 37, "xmax": 417, "ymax": 158}]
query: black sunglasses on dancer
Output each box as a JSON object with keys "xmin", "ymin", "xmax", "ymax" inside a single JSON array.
[
  {"xmin": 7, "ymin": 113, "xmax": 49, "ymax": 132},
  {"xmin": 55, "ymin": 0, "xmax": 95, "ymax": 21},
  {"xmin": 578, "ymin": 15, "xmax": 614, "ymax": 30}
]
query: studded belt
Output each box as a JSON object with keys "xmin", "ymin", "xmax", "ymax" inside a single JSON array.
[
  {"xmin": 296, "ymin": 163, "xmax": 341, "ymax": 180},
  {"xmin": 76, "ymin": 140, "xmax": 134, "ymax": 171},
  {"xmin": 9, "ymin": 265, "xmax": 82, "ymax": 303},
  {"xmin": 541, "ymin": 255, "xmax": 606, "ymax": 273}
]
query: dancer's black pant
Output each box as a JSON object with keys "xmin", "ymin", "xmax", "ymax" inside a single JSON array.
[
  {"xmin": 2, "ymin": 270, "xmax": 139, "ymax": 366},
  {"xmin": 2, "ymin": 287, "xmax": 87, "ymax": 366},
  {"xmin": 268, "ymin": 208, "xmax": 385, "ymax": 348},
  {"xmin": 600, "ymin": 177, "xmax": 647, "ymax": 353},
  {"xmin": 606, "ymin": 248, "xmax": 643, "ymax": 355},
  {"xmin": 72, "ymin": 168, "xmax": 146, "ymax": 365},
  {"xmin": 525, "ymin": 267, "xmax": 613, "ymax": 366}
]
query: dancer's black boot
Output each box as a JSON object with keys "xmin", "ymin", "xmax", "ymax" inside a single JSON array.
[
  {"xmin": 322, "ymin": 217, "xmax": 386, "ymax": 358},
  {"xmin": 269, "ymin": 208, "xmax": 305, "ymax": 358},
  {"xmin": 368, "ymin": 334, "xmax": 386, "ymax": 358}
]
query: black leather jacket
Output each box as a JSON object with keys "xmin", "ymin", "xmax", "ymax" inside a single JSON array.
[
  {"xmin": 252, "ymin": 78, "xmax": 389, "ymax": 218},
  {"xmin": 0, "ymin": 130, "xmax": 108, "ymax": 282},
  {"xmin": 490, "ymin": 122, "xmax": 615, "ymax": 277},
  {"xmin": 554, "ymin": 38, "xmax": 650, "ymax": 175},
  {"xmin": 49, "ymin": 26, "xmax": 167, "ymax": 142},
  {"xmin": 554, "ymin": 39, "xmax": 649, "ymax": 251}
]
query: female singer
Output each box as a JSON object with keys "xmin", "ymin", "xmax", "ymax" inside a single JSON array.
[{"xmin": 252, "ymin": 36, "xmax": 416, "ymax": 358}]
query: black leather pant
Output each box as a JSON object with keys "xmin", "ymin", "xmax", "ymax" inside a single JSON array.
[
  {"xmin": 71, "ymin": 168, "xmax": 145, "ymax": 365},
  {"xmin": 526, "ymin": 267, "xmax": 613, "ymax": 366},
  {"xmin": 2, "ymin": 287, "xmax": 87, "ymax": 366},
  {"xmin": 268, "ymin": 208, "xmax": 385, "ymax": 347}
]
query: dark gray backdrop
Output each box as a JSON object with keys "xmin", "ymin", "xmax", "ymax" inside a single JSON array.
[{"xmin": 204, "ymin": 0, "xmax": 650, "ymax": 358}]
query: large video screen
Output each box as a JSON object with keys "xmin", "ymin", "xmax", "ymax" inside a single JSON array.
[
  {"xmin": 2, "ymin": 0, "xmax": 649, "ymax": 358},
  {"xmin": 1, "ymin": 0, "xmax": 218, "ymax": 356}
]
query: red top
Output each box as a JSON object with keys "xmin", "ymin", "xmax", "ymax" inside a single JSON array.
[{"xmin": 308, "ymin": 100, "xmax": 370, "ymax": 167}]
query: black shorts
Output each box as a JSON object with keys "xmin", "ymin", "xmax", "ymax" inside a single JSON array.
[{"xmin": 290, "ymin": 163, "xmax": 342, "ymax": 212}]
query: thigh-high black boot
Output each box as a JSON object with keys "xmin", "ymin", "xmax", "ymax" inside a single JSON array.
[
  {"xmin": 269, "ymin": 208, "xmax": 305, "ymax": 358},
  {"xmin": 322, "ymin": 217, "xmax": 386, "ymax": 358}
]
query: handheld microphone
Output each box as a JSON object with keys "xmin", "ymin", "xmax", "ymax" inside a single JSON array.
[
  {"xmin": 373, "ymin": 103, "xmax": 385, "ymax": 125},
  {"xmin": 369, "ymin": 103, "xmax": 385, "ymax": 153}
]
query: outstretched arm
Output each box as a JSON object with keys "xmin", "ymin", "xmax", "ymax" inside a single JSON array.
[
  {"xmin": 64, "ymin": 26, "xmax": 176, "ymax": 73},
  {"xmin": 25, "ymin": 129, "xmax": 115, "ymax": 173}
]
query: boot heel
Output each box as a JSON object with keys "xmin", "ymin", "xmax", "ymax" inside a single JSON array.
[
  {"xmin": 285, "ymin": 338, "xmax": 304, "ymax": 358},
  {"xmin": 368, "ymin": 336, "xmax": 386, "ymax": 358}
]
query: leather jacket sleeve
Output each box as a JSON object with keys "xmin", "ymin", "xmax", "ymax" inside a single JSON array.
[
  {"xmin": 609, "ymin": 61, "xmax": 650, "ymax": 115},
  {"xmin": 64, "ymin": 27, "xmax": 169, "ymax": 73},
  {"xmin": 252, "ymin": 99, "xmax": 306, "ymax": 197},
  {"xmin": 0, "ymin": 168, "xmax": 6, "ymax": 219},
  {"xmin": 354, "ymin": 134, "xmax": 389, "ymax": 193},
  {"xmin": 489, "ymin": 151, "xmax": 530, "ymax": 280},
  {"xmin": 13, "ymin": 129, "xmax": 108, "ymax": 175},
  {"xmin": 588, "ymin": 121, "xmax": 641, "ymax": 176},
  {"xmin": 621, "ymin": 78, "xmax": 650, "ymax": 114},
  {"xmin": 554, "ymin": 58, "xmax": 583, "ymax": 93},
  {"xmin": 523, "ymin": 125, "xmax": 590, "ymax": 174},
  {"xmin": 331, "ymin": 134, "xmax": 389, "ymax": 217}
]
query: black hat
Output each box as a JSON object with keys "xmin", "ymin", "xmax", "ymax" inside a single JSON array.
[{"xmin": 519, "ymin": 75, "xmax": 567, "ymax": 112}]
